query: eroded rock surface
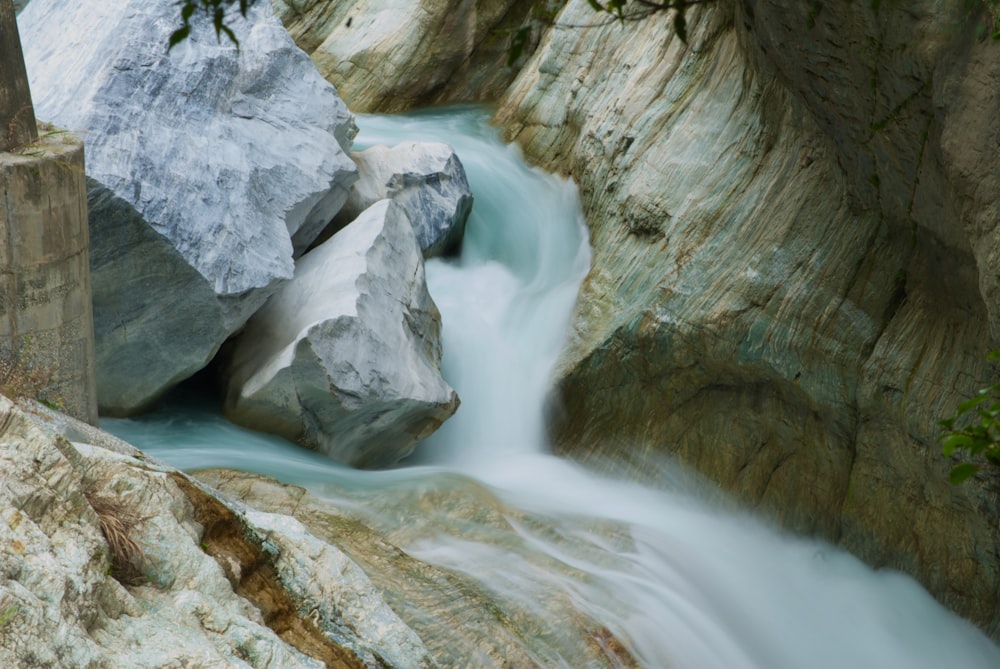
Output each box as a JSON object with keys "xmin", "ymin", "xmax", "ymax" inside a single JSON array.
[
  {"xmin": 195, "ymin": 468, "xmax": 641, "ymax": 669},
  {"xmin": 496, "ymin": 0, "xmax": 1000, "ymax": 639},
  {"xmin": 329, "ymin": 142, "xmax": 473, "ymax": 258},
  {"xmin": 271, "ymin": 0, "xmax": 539, "ymax": 111},
  {"xmin": 0, "ymin": 395, "xmax": 420, "ymax": 668},
  {"xmin": 223, "ymin": 200, "xmax": 459, "ymax": 467},
  {"xmin": 19, "ymin": 0, "xmax": 358, "ymax": 414}
]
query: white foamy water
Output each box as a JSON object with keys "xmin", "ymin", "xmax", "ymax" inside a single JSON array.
[{"xmin": 104, "ymin": 107, "xmax": 1000, "ymax": 668}]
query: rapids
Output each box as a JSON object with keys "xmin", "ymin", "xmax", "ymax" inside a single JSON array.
[{"xmin": 104, "ymin": 107, "xmax": 1000, "ymax": 668}]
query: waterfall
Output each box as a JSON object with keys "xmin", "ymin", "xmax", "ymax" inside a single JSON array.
[{"xmin": 104, "ymin": 107, "xmax": 1000, "ymax": 668}]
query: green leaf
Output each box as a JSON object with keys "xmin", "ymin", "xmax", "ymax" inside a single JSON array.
[
  {"xmin": 673, "ymin": 1, "xmax": 689, "ymax": 43},
  {"xmin": 167, "ymin": 26, "xmax": 191, "ymax": 51},
  {"xmin": 586, "ymin": 0, "xmax": 606, "ymax": 12},
  {"xmin": 942, "ymin": 434, "xmax": 978, "ymax": 457},
  {"xmin": 987, "ymin": 349, "xmax": 1000, "ymax": 361},
  {"xmin": 182, "ymin": 2, "xmax": 197, "ymax": 22},
  {"xmin": 949, "ymin": 462, "xmax": 979, "ymax": 485},
  {"xmin": 937, "ymin": 417, "xmax": 956, "ymax": 430},
  {"xmin": 957, "ymin": 394, "xmax": 990, "ymax": 415}
]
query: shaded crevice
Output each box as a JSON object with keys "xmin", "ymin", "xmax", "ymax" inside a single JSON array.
[{"xmin": 169, "ymin": 473, "xmax": 366, "ymax": 669}]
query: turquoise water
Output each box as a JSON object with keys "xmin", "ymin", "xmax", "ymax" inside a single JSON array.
[{"xmin": 104, "ymin": 107, "xmax": 1000, "ymax": 668}]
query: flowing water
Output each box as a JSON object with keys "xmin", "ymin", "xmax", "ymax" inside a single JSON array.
[{"xmin": 104, "ymin": 107, "xmax": 1000, "ymax": 668}]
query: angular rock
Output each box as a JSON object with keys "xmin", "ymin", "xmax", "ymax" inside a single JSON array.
[
  {"xmin": 330, "ymin": 142, "xmax": 473, "ymax": 258},
  {"xmin": 19, "ymin": 0, "xmax": 358, "ymax": 414},
  {"xmin": 496, "ymin": 0, "xmax": 1000, "ymax": 640},
  {"xmin": 272, "ymin": 0, "xmax": 539, "ymax": 112},
  {"xmin": 223, "ymin": 200, "xmax": 459, "ymax": 468},
  {"xmin": 7, "ymin": 397, "xmax": 435, "ymax": 668}
]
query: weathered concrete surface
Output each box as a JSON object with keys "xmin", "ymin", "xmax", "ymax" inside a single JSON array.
[
  {"xmin": 224, "ymin": 200, "xmax": 459, "ymax": 468},
  {"xmin": 0, "ymin": 131, "xmax": 97, "ymax": 424},
  {"xmin": 271, "ymin": 0, "xmax": 539, "ymax": 111},
  {"xmin": 20, "ymin": 0, "xmax": 358, "ymax": 414},
  {"xmin": 1, "ymin": 395, "xmax": 432, "ymax": 668},
  {"xmin": 496, "ymin": 0, "xmax": 1000, "ymax": 639}
]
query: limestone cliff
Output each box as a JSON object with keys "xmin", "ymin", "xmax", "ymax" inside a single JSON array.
[{"xmin": 496, "ymin": 0, "xmax": 1000, "ymax": 638}]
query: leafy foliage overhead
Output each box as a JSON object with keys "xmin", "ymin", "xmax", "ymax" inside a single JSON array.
[{"xmin": 169, "ymin": 0, "xmax": 254, "ymax": 50}]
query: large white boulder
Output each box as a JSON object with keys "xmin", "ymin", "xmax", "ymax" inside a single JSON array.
[
  {"xmin": 330, "ymin": 141, "xmax": 473, "ymax": 258},
  {"xmin": 223, "ymin": 199, "xmax": 459, "ymax": 468},
  {"xmin": 19, "ymin": 0, "xmax": 358, "ymax": 414}
]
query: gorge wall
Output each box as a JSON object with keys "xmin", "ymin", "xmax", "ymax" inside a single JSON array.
[{"xmin": 495, "ymin": 0, "xmax": 1000, "ymax": 638}]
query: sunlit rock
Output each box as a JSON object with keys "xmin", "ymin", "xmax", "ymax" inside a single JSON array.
[
  {"xmin": 496, "ymin": 0, "xmax": 1000, "ymax": 639},
  {"xmin": 271, "ymin": 0, "xmax": 538, "ymax": 112},
  {"xmin": 19, "ymin": 0, "xmax": 358, "ymax": 415},
  {"xmin": 223, "ymin": 199, "xmax": 459, "ymax": 468},
  {"xmin": 328, "ymin": 141, "xmax": 473, "ymax": 258}
]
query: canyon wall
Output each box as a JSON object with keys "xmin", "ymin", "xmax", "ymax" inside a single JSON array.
[{"xmin": 496, "ymin": 0, "xmax": 1000, "ymax": 638}]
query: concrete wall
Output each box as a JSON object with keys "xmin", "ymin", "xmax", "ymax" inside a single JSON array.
[{"xmin": 0, "ymin": 129, "xmax": 97, "ymax": 424}]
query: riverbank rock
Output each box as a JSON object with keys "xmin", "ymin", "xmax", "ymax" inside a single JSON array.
[
  {"xmin": 496, "ymin": 0, "xmax": 1000, "ymax": 640},
  {"xmin": 0, "ymin": 396, "xmax": 431, "ymax": 668},
  {"xmin": 19, "ymin": 0, "xmax": 358, "ymax": 415},
  {"xmin": 195, "ymin": 467, "xmax": 642, "ymax": 669},
  {"xmin": 327, "ymin": 142, "xmax": 473, "ymax": 258},
  {"xmin": 223, "ymin": 200, "xmax": 459, "ymax": 468},
  {"xmin": 271, "ymin": 0, "xmax": 539, "ymax": 111}
]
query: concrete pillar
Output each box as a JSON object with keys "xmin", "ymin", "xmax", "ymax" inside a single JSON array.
[{"xmin": 0, "ymin": 128, "xmax": 98, "ymax": 424}]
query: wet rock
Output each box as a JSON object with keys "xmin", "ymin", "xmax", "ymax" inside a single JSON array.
[{"xmin": 195, "ymin": 467, "xmax": 642, "ymax": 669}]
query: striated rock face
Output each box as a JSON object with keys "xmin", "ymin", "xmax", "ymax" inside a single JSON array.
[
  {"xmin": 329, "ymin": 142, "xmax": 473, "ymax": 258},
  {"xmin": 19, "ymin": 0, "xmax": 358, "ymax": 414},
  {"xmin": 195, "ymin": 468, "xmax": 642, "ymax": 669},
  {"xmin": 496, "ymin": 0, "xmax": 1000, "ymax": 639},
  {"xmin": 223, "ymin": 200, "xmax": 459, "ymax": 468},
  {"xmin": 0, "ymin": 396, "xmax": 430, "ymax": 668},
  {"xmin": 271, "ymin": 0, "xmax": 539, "ymax": 111}
]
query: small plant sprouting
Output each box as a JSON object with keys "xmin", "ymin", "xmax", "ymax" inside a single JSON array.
[
  {"xmin": 937, "ymin": 349, "xmax": 1000, "ymax": 484},
  {"xmin": 0, "ymin": 603, "xmax": 19, "ymax": 629}
]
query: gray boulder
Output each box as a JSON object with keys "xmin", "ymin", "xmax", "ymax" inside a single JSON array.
[
  {"xmin": 19, "ymin": 0, "xmax": 358, "ymax": 414},
  {"xmin": 331, "ymin": 141, "xmax": 473, "ymax": 258},
  {"xmin": 223, "ymin": 200, "xmax": 459, "ymax": 468}
]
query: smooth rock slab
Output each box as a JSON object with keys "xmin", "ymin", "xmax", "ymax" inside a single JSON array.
[
  {"xmin": 224, "ymin": 200, "xmax": 459, "ymax": 468},
  {"xmin": 19, "ymin": 0, "xmax": 358, "ymax": 414},
  {"xmin": 330, "ymin": 142, "xmax": 473, "ymax": 258}
]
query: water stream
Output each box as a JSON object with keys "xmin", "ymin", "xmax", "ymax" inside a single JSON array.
[{"xmin": 104, "ymin": 107, "xmax": 1000, "ymax": 668}]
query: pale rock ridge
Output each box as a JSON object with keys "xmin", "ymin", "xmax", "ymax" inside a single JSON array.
[
  {"xmin": 330, "ymin": 142, "xmax": 473, "ymax": 258},
  {"xmin": 271, "ymin": 0, "xmax": 538, "ymax": 111},
  {"xmin": 3, "ymin": 397, "xmax": 435, "ymax": 668},
  {"xmin": 223, "ymin": 200, "xmax": 459, "ymax": 467},
  {"xmin": 19, "ymin": 0, "xmax": 358, "ymax": 414},
  {"xmin": 496, "ymin": 0, "xmax": 1000, "ymax": 638},
  {"xmin": 195, "ymin": 468, "xmax": 644, "ymax": 669}
]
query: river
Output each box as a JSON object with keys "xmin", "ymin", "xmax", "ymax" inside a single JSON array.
[{"xmin": 104, "ymin": 106, "xmax": 1000, "ymax": 668}]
